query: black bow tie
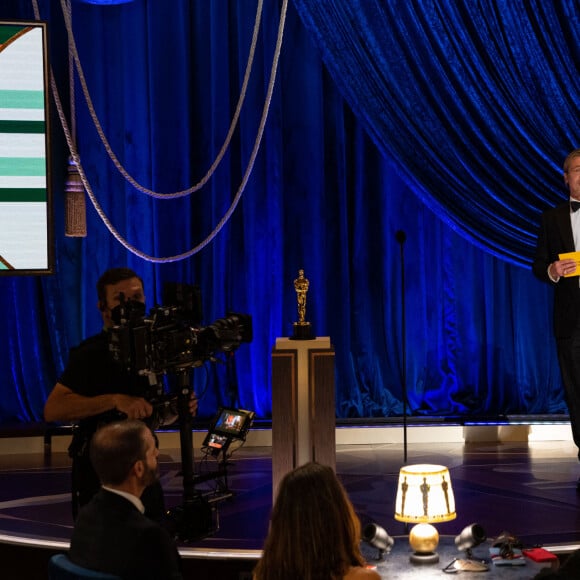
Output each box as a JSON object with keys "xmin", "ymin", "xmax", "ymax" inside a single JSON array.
[{"xmin": 572, "ymin": 201, "xmax": 580, "ymax": 213}]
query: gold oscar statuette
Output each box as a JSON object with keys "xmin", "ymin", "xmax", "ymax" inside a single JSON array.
[{"xmin": 291, "ymin": 269, "xmax": 315, "ymax": 340}]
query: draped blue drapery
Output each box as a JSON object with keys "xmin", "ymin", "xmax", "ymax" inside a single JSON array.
[
  {"xmin": 0, "ymin": 0, "xmax": 569, "ymax": 424},
  {"xmin": 292, "ymin": 0, "xmax": 580, "ymax": 266}
]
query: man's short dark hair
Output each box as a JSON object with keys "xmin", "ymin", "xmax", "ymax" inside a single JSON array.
[
  {"xmin": 90, "ymin": 420, "xmax": 149, "ymax": 486},
  {"xmin": 96, "ymin": 267, "xmax": 144, "ymax": 307}
]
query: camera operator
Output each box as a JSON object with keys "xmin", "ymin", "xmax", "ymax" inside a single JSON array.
[{"xmin": 44, "ymin": 267, "xmax": 198, "ymax": 521}]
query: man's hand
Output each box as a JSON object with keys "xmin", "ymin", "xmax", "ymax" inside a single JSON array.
[
  {"xmin": 113, "ymin": 394, "xmax": 153, "ymax": 420},
  {"xmin": 551, "ymin": 258, "xmax": 577, "ymax": 279},
  {"xmin": 44, "ymin": 383, "xmax": 155, "ymax": 423}
]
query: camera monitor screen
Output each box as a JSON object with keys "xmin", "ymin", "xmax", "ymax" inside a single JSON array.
[
  {"xmin": 202, "ymin": 408, "xmax": 254, "ymax": 456},
  {"xmin": 208, "ymin": 407, "xmax": 255, "ymax": 440},
  {"xmin": 0, "ymin": 21, "xmax": 53, "ymax": 276},
  {"xmin": 203, "ymin": 432, "xmax": 230, "ymax": 452}
]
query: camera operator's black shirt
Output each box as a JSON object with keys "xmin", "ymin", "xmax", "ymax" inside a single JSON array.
[
  {"xmin": 58, "ymin": 330, "xmax": 165, "ymax": 522},
  {"xmin": 58, "ymin": 330, "xmax": 151, "ymax": 429}
]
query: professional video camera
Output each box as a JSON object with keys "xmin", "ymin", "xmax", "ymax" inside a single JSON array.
[
  {"xmin": 108, "ymin": 286, "xmax": 252, "ymax": 377},
  {"xmin": 107, "ymin": 284, "xmax": 253, "ymax": 541}
]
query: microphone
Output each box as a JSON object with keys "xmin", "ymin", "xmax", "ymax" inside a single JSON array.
[{"xmin": 395, "ymin": 230, "xmax": 407, "ymax": 244}]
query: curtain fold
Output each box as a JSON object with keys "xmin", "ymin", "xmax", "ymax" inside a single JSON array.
[
  {"xmin": 292, "ymin": 0, "xmax": 579, "ymax": 265},
  {"xmin": 0, "ymin": 0, "xmax": 568, "ymax": 424}
]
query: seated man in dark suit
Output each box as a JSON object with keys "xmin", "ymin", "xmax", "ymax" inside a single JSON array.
[{"xmin": 68, "ymin": 420, "xmax": 182, "ymax": 580}]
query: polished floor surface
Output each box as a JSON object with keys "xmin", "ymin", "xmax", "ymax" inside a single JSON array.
[
  {"xmin": 1, "ymin": 431, "xmax": 580, "ymax": 577},
  {"xmin": 0, "ymin": 428, "xmax": 580, "ymax": 580}
]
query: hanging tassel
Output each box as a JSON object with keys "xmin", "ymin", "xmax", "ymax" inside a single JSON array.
[{"xmin": 65, "ymin": 157, "xmax": 87, "ymax": 237}]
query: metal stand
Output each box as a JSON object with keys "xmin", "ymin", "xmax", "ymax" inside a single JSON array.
[
  {"xmin": 165, "ymin": 369, "xmax": 214, "ymax": 542},
  {"xmin": 396, "ymin": 230, "xmax": 409, "ymax": 463},
  {"xmin": 195, "ymin": 448, "xmax": 234, "ymax": 502}
]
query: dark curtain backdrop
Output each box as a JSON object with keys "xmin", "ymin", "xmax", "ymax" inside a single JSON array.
[{"xmin": 0, "ymin": 0, "xmax": 569, "ymax": 424}]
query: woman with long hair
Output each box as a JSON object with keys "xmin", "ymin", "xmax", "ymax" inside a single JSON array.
[{"xmin": 253, "ymin": 462, "xmax": 380, "ymax": 580}]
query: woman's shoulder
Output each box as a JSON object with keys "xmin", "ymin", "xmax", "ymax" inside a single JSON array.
[{"xmin": 343, "ymin": 565, "xmax": 381, "ymax": 580}]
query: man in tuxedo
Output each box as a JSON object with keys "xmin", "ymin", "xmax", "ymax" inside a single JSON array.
[
  {"xmin": 533, "ymin": 148, "xmax": 580, "ymax": 486},
  {"xmin": 68, "ymin": 420, "xmax": 183, "ymax": 580}
]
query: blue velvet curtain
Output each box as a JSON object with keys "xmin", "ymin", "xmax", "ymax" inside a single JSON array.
[
  {"xmin": 0, "ymin": 0, "xmax": 569, "ymax": 424},
  {"xmin": 292, "ymin": 0, "xmax": 580, "ymax": 265}
]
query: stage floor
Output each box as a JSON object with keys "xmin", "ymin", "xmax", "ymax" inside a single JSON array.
[{"xmin": 1, "ymin": 435, "xmax": 580, "ymax": 576}]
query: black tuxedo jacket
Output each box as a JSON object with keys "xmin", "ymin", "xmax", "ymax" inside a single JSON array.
[
  {"xmin": 532, "ymin": 201, "xmax": 580, "ymax": 338},
  {"xmin": 69, "ymin": 489, "xmax": 182, "ymax": 580}
]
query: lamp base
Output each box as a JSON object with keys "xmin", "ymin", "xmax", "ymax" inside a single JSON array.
[
  {"xmin": 408, "ymin": 522, "xmax": 440, "ymax": 565},
  {"xmin": 410, "ymin": 551, "xmax": 439, "ymax": 564}
]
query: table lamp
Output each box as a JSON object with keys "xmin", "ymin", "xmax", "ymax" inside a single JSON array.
[{"xmin": 394, "ymin": 464, "xmax": 456, "ymax": 564}]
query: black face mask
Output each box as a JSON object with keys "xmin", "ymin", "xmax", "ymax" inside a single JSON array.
[{"xmin": 110, "ymin": 297, "xmax": 146, "ymax": 326}]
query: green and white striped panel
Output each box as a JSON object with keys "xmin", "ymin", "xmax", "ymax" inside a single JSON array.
[{"xmin": 0, "ymin": 24, "xmax": 48, "ymax": 271}]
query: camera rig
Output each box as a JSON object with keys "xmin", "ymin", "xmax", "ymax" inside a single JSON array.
[
  {"xmin": 107, "ymin": 287, "xmax": 252, "ymax": 541},
  {"xmin": 108, "ymin": 294, "xmax": 252, "ymax": 377}
]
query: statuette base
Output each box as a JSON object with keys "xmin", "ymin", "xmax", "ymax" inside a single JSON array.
[{"xmin": 290, "ymin": 321, "xmax": 315, "ymax": 340}]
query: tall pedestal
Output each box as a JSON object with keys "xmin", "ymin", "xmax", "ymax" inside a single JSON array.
[{"xmin": 271, "ymin": 337, "xmax": 335, "ymax": 499}]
